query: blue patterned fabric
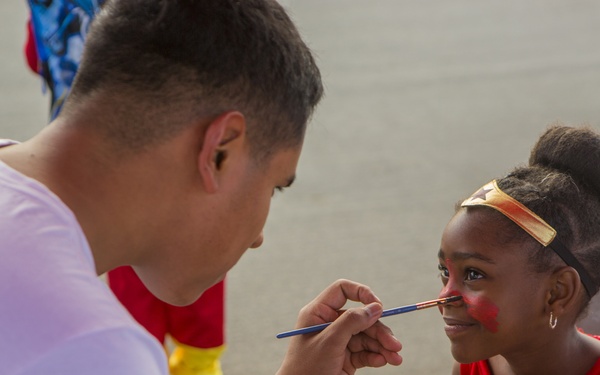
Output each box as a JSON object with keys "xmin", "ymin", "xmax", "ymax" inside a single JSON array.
[{"xmin": 28, "ymin": 0, "xmax": 105, "ymax": 120}]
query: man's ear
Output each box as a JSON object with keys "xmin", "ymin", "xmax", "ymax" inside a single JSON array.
[
  {"xmin": 545, "ymin": 266, "xmax": 583, "ymax": 317},
  {"xmin": 198, "ymin": 111, "xmax": 246, "ymax": 193}
]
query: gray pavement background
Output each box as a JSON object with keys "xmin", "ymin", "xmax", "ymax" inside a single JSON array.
[{"xmin": 2, "ymin": 1, "xmax": 600, "ymax": 374}]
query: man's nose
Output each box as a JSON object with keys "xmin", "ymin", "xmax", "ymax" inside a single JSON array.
[{"xmin": 250, "ymin": 231, "xmax": 264, "ymax": 248}]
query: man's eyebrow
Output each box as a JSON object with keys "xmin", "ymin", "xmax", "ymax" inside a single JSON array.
[{"xmin": 438, "ymin": 249, "xmax": 496, "ymax": 264}]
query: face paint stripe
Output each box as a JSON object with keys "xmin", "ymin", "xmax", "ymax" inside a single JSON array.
[{"xmin": 465, "ymin": 295, "xmax": 499, "ymax": 333}]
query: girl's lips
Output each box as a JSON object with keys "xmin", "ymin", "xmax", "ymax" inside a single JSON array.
[{"xmin": 443, "ymin": 317, "xmax": 477, "ymax": 337}]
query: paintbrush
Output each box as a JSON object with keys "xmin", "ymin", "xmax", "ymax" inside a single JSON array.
[{"xmin": 276, "ymin": 295, "xmax": 462, "ymax": 339}]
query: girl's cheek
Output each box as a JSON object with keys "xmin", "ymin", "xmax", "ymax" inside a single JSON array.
[{"xmin": 465, "ymin": 295, "xmax": 499, "ymax": 333}]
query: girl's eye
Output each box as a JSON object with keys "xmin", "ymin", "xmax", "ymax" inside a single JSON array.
[
  {"xmin": 438, "ymin": 264, "xmax": 484, "ymax": 283},
  {"xmin": 465, "ymin": 269, "xmax": 484, "ymax": 281},
  {"xmin": 438, "ymin": 264, "xmax": 449, "ymax": 279}
]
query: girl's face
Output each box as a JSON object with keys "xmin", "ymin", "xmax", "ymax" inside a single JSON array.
[{"xmin": 437, "ymin": 208, "xmax": 550, "ymax": 363}]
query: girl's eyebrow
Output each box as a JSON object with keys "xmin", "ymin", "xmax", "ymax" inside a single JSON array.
[{"xmin": 438, "ymin": 249, "xmax": 496, "ymax": 264}]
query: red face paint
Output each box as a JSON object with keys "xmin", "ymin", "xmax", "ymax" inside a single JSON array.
[
  {"xmin": 464, "ymin": 295, "xmax": 499, "ymax": 332},
  {"xmin": 443, "ymin": 259, "xmax": 500, "ymax": 333}
]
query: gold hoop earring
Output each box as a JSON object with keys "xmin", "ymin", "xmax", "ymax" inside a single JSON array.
[{"xmin": 549, "ymin": 311, "xmax": 558, "ymax": 329}]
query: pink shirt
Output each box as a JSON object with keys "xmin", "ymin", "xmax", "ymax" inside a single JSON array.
[{"xmin": 0, "ymin": 140, "xmax": 168, "ymax": 374}]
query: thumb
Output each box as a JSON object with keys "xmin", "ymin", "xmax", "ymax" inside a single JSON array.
[{"xmin": 327, "ymin": 302, "xmax": 383, "ymax": 342}]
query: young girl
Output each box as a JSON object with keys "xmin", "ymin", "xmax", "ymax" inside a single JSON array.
[{"xmin": 437, "ymin": 125, "xmax": 600, "ymax": 375}]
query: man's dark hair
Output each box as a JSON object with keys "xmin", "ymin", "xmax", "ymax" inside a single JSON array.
[{"xmin": 65, "ymin": 0, "xmax": 323, "ymax": 160}]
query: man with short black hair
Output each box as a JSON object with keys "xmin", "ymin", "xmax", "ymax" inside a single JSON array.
[{"xmin": 1, "ymin": 1, "xmax": 403, "ymax": 373}]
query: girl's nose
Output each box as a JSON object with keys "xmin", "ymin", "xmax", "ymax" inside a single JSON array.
[{"xmin": 438, "ymin": 278, "xmax": 463, "ymax": 306}]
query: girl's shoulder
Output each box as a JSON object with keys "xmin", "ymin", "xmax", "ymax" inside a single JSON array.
[{"xmin": 587, "ymin": 358, "xmax": 600, "ymax": 375}]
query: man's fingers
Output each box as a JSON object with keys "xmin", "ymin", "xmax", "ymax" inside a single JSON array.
[
  {"xmin": 313, "ymin": 279, "xmax": 382, "ymax": 311},
  {"xmin": 296, "ymin": 279, "xmax": 382, "ymax": 329},
  {"xmin": 359, "ymin": 320, "xmax": 403, "ymax": 352},
  {"xmin": 346, "ymin": 321, "xmax": 403, "ymax": 367},
  {"xmin": 348, "ymin": 333, "xmax": 404, "ymax": 367},
  {"xmin": 323, "ymin": 302, "xmax": 383, "ymax": 345}
]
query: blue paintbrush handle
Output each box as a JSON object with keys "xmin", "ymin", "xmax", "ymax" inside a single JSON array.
[
  {"xmin": 380, "ymin": 304, "xmax": 418, "ymax": 318},
  {"xmin": 276, "ymin": 322, "xmax": 332, "ymax": 338},
  {"xmin": 276, "ymin": 296, "xmax": 460, "ymax": 339},
  {"xmin": 276, "ymin": 305, "xmax": 418, "ymax": 338}
]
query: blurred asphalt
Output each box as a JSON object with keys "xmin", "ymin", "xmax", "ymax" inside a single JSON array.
[{"xmin": 2, "ymin": 1, "xmax": 600, "ymax": 374}]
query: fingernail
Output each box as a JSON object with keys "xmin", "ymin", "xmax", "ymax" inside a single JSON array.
[{"xmin": 364, "ymin": 303, "xmax": 382, "ymax": 318}]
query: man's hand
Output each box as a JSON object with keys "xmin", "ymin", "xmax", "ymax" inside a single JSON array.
[{"xmin": 277, "ymin": 279, "xmax": 403, "ymax": 375}]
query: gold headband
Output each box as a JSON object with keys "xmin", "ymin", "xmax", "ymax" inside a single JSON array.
[
  {"xmin": 461, "ymin": 180, "xmax": 556, "ymax": 246},
  {"xmin": 461, "ymin": 180, "xmax": 596, "ymax": 297}
]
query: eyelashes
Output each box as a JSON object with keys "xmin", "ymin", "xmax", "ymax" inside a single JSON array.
[{"xmin": 437, "ymin": 263, "xmax": 485, "ymax": 282}]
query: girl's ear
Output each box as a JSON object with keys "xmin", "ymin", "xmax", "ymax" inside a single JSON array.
[
  {"xmin": 197, "ymin": 111, "xmax": 246, "ymax": 193},
  {"xmin": 546, "ymin": 266, "xmax": 584, "ymax": 316}
]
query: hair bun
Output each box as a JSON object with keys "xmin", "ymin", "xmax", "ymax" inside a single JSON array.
[{"xmin": 529, "ymin": 125, "xmax": 600, "ymax": 196}]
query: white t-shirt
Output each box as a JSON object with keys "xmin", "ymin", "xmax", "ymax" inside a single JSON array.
[{"xmin": 0, "ymin": 140, "xmax": 168, "ymax": 375}]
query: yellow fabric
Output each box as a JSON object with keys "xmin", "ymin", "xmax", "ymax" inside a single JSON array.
[
  {"xmin": 461, "ymin": 180, "xmax": 556, "ymax": 246},
  {"xmin": 169, "ymin": 341, "xmax": 226, "ymax": 375}
]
